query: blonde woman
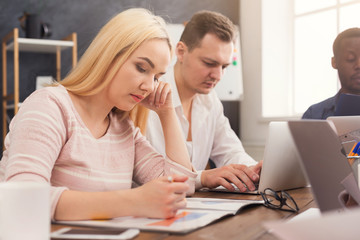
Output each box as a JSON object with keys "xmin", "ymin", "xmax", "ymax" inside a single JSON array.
[{"xmin": 0, "ymin": 8, "xmax": 196, "ymax": 221}]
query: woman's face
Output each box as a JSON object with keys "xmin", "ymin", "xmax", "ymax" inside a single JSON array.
[{"xmin": 106, "ymin": 39, "xmax": 171, "ymax": 111}]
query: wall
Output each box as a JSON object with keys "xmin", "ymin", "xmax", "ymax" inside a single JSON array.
[
  {"xmin": 0, "ymin": 0, "xmax": 240, "ymax": 148},
  {"xmin": 239, "ymin": 0, "xmax": 267, "ymax": 160}
]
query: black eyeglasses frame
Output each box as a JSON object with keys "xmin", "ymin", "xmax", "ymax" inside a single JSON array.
[{"xmin": 260, "ymin": 188, "xmax": 299, "ymax": 213}]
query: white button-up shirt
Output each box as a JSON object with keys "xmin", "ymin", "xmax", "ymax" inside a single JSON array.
[{"xmin": 146, "ymin": 68, "xmax": 256, "ymax": 188}]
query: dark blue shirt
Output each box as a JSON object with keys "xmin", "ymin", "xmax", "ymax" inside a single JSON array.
[{"xmin": 302, "ymin": 92, "xmax": 340, "ymax": 119}]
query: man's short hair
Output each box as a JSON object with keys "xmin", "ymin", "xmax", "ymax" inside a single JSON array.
[
  {"xmin": 333, "ymin": 27, "xmax": 360, "ymax": 57},
  {"xmin": 180, "ymin": 10, "xmax": 236, "ymax": 52}
]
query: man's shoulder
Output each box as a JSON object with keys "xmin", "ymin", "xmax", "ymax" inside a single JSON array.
[
  {"xmin": 302, "ymin": 95, "xmax": 337, "ymax": 119},
  {"xmin": 310, "ymin": 95, "xmax": 336, "ymax": 109}
]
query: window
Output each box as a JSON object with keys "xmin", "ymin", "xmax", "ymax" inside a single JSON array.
[{"xmin": 262, "ymin": 0, "xmax": 360, "ymax": 118}]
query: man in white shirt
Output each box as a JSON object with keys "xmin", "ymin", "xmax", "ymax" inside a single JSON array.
[{"xmin": 146, "ymin": 10, "xmax": 262, "ymax": 191}]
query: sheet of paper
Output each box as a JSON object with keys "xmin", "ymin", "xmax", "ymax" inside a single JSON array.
[
  {"xmin": 186, "ymin": 198, "xmax": 263, "ymax": 213},
  {"xmin": 264, "ymin": 207, "xmax": 360, "ymax": 240}
]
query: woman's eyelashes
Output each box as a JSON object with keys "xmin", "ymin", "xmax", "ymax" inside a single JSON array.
[
  {"xmin": 136, "ymin": 64, "xmax": 146, "ymax": 73},
  {"xmin": 136, "ymin": 63, "xmax": 160, "ymax": 82}
]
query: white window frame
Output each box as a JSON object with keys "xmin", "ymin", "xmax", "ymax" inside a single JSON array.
[{"xmin": 261, "ymin": 0, "xmax": 360, "ymax": 120}]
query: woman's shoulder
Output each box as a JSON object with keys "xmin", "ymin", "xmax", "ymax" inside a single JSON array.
[
  {"xmin": 25, "ymin": 85, "xmax": 69, "ymax": 104},
  {"xmin": 19, "ymin": 85, "xmax": 74, "ymax": 119}
]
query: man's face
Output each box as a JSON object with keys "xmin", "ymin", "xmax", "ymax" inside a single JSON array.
[
  {"xmin": 176, "ymin": 33, "xmax": 233, "ymax": 95},
  {"xmin": 332, "ymin": 37, "xmax": 360, "ymax": 95}
]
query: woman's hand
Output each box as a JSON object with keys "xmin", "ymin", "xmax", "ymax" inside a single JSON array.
[
  {"xmin": 132, "ymin": 175, "xmax": 189, "ymax": 218},
  {"xmin": 141, "ymin": 81, "xmax": 173, "ymax": 114},
  {"xmin": 141, "ymin": 81, "xmax": 193, "ymax": 171}
]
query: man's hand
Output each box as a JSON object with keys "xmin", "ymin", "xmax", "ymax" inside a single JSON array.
[
  {"xmin": 201, "ymin": 161, "xmax": 263, "ymax": 192},
  {"xmin": 249, "ymin": 160, "xmax": 262, "ymax": 177}
]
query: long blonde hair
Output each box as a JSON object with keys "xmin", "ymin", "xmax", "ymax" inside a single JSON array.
[{"xmin": 58, "ymin": 8, "xmax": 172, "ymax": 133}]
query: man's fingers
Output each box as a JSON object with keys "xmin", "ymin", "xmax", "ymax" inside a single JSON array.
[
  {"xmin": 234, "ymin": 164, "xmax": 259, "ymax": 182},
  {"xmin": 251, "ymin": 161, "xmax": 263, "ymax": 172},
  {"xmin": 231, "ymin": 172, "xmax": 255, "ymax": 191},
  {"xmin": 217, "ymin": 178, "xmax": 237, "ymax": 191}
]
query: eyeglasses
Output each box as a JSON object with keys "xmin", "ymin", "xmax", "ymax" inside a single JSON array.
[{"xmin": 260, "ymin": 188, "xmax": 299, "ymax": 212}]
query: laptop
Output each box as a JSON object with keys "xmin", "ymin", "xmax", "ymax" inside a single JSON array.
[
  {"xmin": 206, "ymin": 121, "xmax": 308, "ymax": 194},
  {"xmin": 288, "ymin": 120, "xmax": 360, "ymax": 213},
  {"xmin": 334, "ymin": 93, "xmax": 360, "ymax": 116},
  {"xmin": 327, "ymin": 115, "xmax": 360, "ymax": 151}
]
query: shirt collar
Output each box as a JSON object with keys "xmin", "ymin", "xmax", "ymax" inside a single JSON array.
[{"xmin": 165, "ymin": 67, "xmax": 183, "ymax": 109}]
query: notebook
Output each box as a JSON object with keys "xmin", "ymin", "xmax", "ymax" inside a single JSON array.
[
  {"xmin": 205, "ymin": 121, "xmax": 308, "ymax": 194},
  {"xmin": 334, "ymin": 93, "xmax": 360, "ymax": 116},
  {"xmin": 288, "ymin": 120, "xmax": 360, "ymax": 213}
]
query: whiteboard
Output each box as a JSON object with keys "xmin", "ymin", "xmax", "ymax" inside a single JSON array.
[{"xmin": 166, "ymin": 24, "xmax": 244, "ymax": 101}]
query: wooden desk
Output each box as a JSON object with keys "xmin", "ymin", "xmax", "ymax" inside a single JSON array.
[{"xmin": 51, "ymin": 187, "xmax": 315, "ymax": 240}]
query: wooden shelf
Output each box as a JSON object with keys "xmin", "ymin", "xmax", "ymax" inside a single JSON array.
[
  {"xmin": 2, "ymin": 28, "xmax": 78, "ymax": 146},
  {"xmin": 6, "ymin": 38, "xmax": 74, "ymax": 53}
]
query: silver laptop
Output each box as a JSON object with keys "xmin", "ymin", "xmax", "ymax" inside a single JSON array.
[
  {"xmin": 327, "ymin": 115, "xmax": 360, "ymax": 152},
  {"xmin": 207, "ymin": 121, "xmax": 308, "ymax": 194},
  {"xmin": 288, "ymin": 120, "xmax": 360, "ymax": 213}
]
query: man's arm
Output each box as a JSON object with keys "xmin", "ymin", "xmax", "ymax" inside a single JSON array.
[{"xmin": 199, "ymin": 95, "xmax": 261, "ymax": 191}]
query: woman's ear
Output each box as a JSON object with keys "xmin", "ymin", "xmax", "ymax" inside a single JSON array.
[
  {"xmin": 176, "ymin": 41, "xmax": 187, "ymax": 62},
  {"xmin": 331, "ymin": 56, "xmax": 338, "ymax": 69}
]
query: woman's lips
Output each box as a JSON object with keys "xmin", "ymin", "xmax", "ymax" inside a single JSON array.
[{"xmin": 130, "ymin": 94, "xmax": 144, "ymax": 103}]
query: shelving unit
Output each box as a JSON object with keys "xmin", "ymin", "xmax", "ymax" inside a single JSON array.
[{"xmin": 2, "ymin": 28, "xmax": 77, "ymax": 144}]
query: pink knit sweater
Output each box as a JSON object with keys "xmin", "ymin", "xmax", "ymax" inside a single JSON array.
[{"xmin": 0, "ymin": 85, "xmax": 196, "ymax": 218}]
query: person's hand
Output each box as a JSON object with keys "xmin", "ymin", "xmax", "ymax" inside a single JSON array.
[
  {"xmin": 132, "ymin": 175, "xmax": 189, "ymax": 219},
  {"xmin": 201, "ymin": 161, "xmax": 262, "ymax": 192},
  {"xmin": 249, "ymin": 160, "xmax": 263, "ymax": 177},
  {"xmin": 141, "ymin": 81, "xmax": 173, "ymax": 114}
]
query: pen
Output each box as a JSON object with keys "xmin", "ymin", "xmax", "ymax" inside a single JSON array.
[
  {"xmin": 348, "ymin": 142, "xmax": 357, "ymax": 157},
  {"xmin": 350, "ymin": 142, "xmax": 360, "ymax": 156},
  {"xmin": 347, "ymin": 142, "xmax": 360, "ymax": 165},
  {"xmin": 355, "ymin": 143, "xmax": 360, "ymax": 156}
]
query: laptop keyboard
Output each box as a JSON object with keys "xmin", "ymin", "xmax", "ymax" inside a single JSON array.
[{"xmin": 207, "ymin": 183, "xmax": 260, "ymax": 194}]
